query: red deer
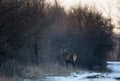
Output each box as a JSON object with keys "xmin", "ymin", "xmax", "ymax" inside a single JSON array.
[{"xmin": 63, "ymin": 52, "xmax": 78, "ymax": 70}]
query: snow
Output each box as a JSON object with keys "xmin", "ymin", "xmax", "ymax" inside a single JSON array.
[
  {"xmin": 107, "ymin": 61, "xmax": 120, "ymax": 73},
  {"xmin": 24, "ymin": 61, "xmax": 120, "ymax": 81},
  {"xmin": 107, "ymin": 73, "xmax": 120, "ymax": 78}
]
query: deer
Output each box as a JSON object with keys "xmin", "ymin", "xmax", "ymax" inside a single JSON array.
[{"xmin": 63, "ymin": 51, "xmax": 78, "ymax": 70}]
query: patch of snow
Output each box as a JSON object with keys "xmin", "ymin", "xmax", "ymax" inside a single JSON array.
[
  {"xmin": 44, "ymin": 76, "xmax": 118, "ymax": 81},
  {"xmin": 107, "ymin": 73, "xmax": 120, "ymax": 78},
  {"xmin": 70, "ymin": 72, "xmax": 101, "ymax": 79},
  {"xmin": 107, "ymin": 61, "xmax": 120, "ymax": 73},
  {"xmin": 107, "ymin": 61, "xmax": 120, "ymax": 65},
  {"xmin": 92, "ymin": 78, "xmax": 118, "ymax": 81}
]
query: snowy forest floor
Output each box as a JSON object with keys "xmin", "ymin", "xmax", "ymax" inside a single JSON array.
[{"xmin": 24, "ymin": 61, "xmax": 120, "ymax": 81}]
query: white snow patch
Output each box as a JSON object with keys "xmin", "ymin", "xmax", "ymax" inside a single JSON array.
[
  {"xmin": 107, "ymin": 73, "xmax": 120, "ymax": 78},
  {"xmin": 70, "ymin": 72, "xmax": 102, "ymax": 79},
  {"xmin": 107, "ymin": 61, "xmax": 120, "ymax": 73},
  {"xmin": 91, "ymin": 78, "xmax": 118, "ymax": 81},
  {"xmin": 107, "ymin": 61, "xmax": 120, "ymax": 65}
]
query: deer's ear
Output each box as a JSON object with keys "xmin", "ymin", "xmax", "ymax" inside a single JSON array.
[
  {"xmin": 64, "ymin": 49, "xmax": 65, "ymax": 52},
  {"xmin": 76, "ymin": 53, "xmax": 78, "ymax": 56}
]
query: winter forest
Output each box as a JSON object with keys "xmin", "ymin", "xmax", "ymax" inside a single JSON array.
[{"xmin": 0, "ymin": 0, "xmax": 120, "ymax": 81}]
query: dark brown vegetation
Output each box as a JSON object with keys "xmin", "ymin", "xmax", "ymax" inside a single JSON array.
[{"xmin": 66, "ymin": 6, "xmax": 115, "ymax": 70}]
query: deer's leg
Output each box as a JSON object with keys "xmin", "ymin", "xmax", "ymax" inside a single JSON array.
[
  {"xmin": 72, "ymin": 62, "xmax": 74, "ymax": 70},
  {"xmin": 72, "ymin": 62, "xmax": 76, "ymax": 70},
  {"xmin": 66, "ymin": 61, "xmax": 68, "ymax": 70}
]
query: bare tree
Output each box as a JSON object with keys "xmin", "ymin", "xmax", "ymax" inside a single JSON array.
[{"xmin": 0, "ymin": 0, "xmax": 54, "ymax": 76}]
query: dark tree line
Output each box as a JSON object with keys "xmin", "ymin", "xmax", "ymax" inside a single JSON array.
[
  {"xmin": 48, "ymin": 6, "xmax": 115, "ymax": 70},
  {"xmin": 0, "ymin": 0, "xmax": 54, "ymax": 76},
  {"xmin": 65, "ymin": 6, "xmax": 115, "ymax": 70}
]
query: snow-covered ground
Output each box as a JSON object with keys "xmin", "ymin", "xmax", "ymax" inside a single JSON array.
[
  {"xmin": 24, "ymin": 61, "xmax": 120, "ymax": 81},
  {"xmin": 107, "ymin": 61, "xmax": 120, "ymax": 73}
]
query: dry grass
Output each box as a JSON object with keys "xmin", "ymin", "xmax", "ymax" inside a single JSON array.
[
  {"xmin": 22, "ymin": 63, "xmax": 81, "ymax": 79},
  {"xmin": 0, "ymin": 76, "xmax": 22, "ymax": 81},
  {"xmin": 23, "ymin": 64, "xmax": 69, "ymax": 79},
  {"xmin": 22, "ymin": 66, "xmax": 41, "ymax": 79},
  {"xmin": 0, "ymin": 64, "xmax": 82, "ymax": 81},
  {"xmin": 39, "ymin": 64, "xmax": 69, "ymax": 76}
]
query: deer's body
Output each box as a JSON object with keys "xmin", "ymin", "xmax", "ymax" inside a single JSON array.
[{"xmin": 63, "ymin": 52, "xmax": 78, "ymax": 70}]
